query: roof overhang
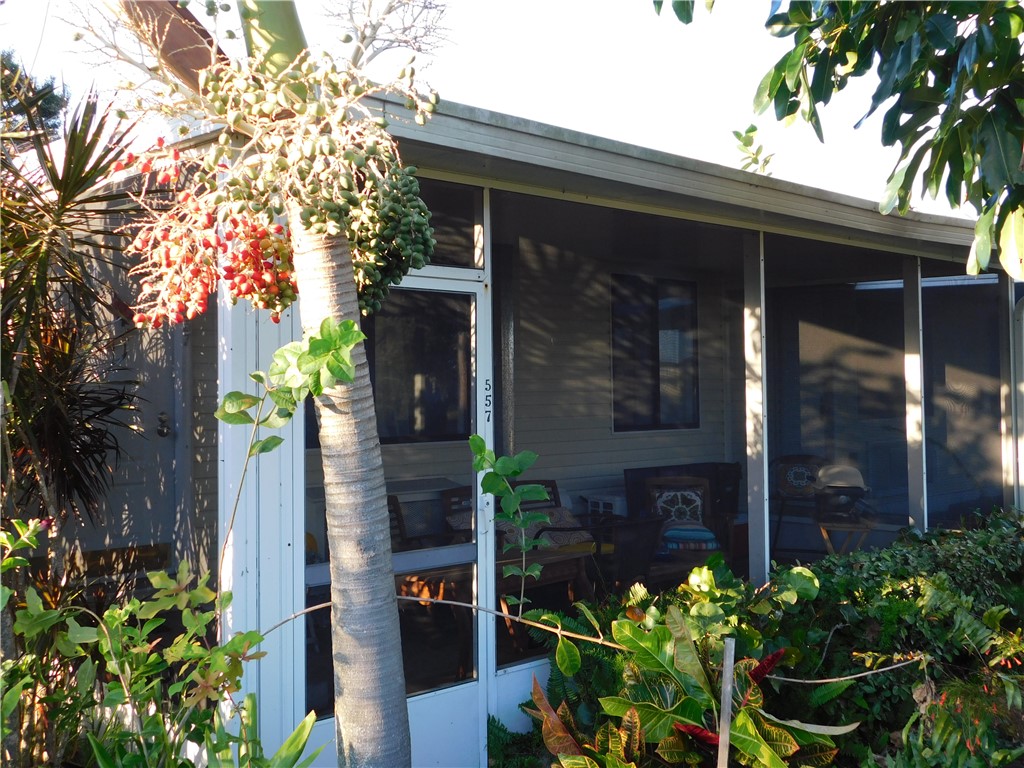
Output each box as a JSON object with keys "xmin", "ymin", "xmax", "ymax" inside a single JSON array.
[{"xmin": 383, "ymin": 100, "xmax": 974, "ymax": 264}]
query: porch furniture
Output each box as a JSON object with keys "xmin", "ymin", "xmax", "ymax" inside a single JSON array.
[
  {"xmin": 623, "ymin": 462, "xmax": 744, "ymax": 571},
  {"xmin": 769, "ymin": 454, "xmax": 827, "ymax": 553},
  {"xmin": 598, "ymin": 517, "xmax": 666, "ymax": 592},
  {"xmin": 813, "ymin": 464, "xmax": 878, "ymax": 555},
  {"xmin": 440, "ymin": 485, "xmax": 475, "ymax": 543},
  {"xmin": 642, "ymin": 476, "xmax": 722, "ymax": 586}
]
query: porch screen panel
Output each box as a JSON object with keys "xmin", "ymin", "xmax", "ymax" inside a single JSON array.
[
  {"xmin": 920, "ymin": 273, "xmax": 1003, "ymax": 527},
  {"xmin": 612, "ymin": 275, "xmax": 699, "ymax": 431},
  {"xmin": 765, "ymin": 236, "xmax": 907, "ymax": 561}
]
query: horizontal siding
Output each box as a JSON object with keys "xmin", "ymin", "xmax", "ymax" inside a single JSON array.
[{"xmin": 504, "ymin": 197, "xmax": 744, "ymax": 505}]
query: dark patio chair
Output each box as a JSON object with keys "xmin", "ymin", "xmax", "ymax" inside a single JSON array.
[{"xmin": 769, "ymin": 454, "xmax": 827, "ymax": 553}]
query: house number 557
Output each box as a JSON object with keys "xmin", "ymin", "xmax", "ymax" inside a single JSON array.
[{"xmin": 483, "ymin": 378, "xmax": 492, "ymax": 423}]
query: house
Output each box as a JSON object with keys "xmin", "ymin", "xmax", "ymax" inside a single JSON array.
[{"xmin": 68, "ymin": 101, "xmax": 1024, "ymax": 765}]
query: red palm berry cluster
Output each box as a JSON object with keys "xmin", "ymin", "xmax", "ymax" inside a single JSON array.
[
  {"xmin": 122, "ymin": 140, "xmax": 299, "ymax": 328},
  {"xmin": 220, "ymin": 217, "xmax": 298, "ymax": 323}
]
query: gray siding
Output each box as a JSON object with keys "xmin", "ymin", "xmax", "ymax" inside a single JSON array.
[{"xmin": 494, "ymin": 192, "xmax": 747, "ymax": 511}]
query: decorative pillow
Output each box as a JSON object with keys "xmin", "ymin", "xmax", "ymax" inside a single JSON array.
[{"xmin": 653, "ymin": 488, "xmax": 704, "ymax": 523}]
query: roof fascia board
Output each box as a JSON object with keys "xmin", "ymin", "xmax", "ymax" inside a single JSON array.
[{"xmin": 383, "ymin": 100, "xmax": 973, "ymax": 260}]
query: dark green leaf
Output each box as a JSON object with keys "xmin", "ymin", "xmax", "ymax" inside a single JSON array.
[
  {"xmin": 669, "ymin": 0, "xmax": 694, "ymax": 24},
  {"xmin": 766, "ymin": 12, "xmax": 801, "ymax": 38},
  {"xmin": 65, "ymin": 615, "xmax": 99, "ymax": 644},
  {"xmin": 555, "ymin": 637, "xmax": 581, "ymax": 676},
  {"xmin": 494, "ymin": 456, "xmax": 519, "ymax": 476},
  {"xmin": 214, "ymin": 407, "xmax": 255, "ymax": 425},
  {"xmin": 221, "ymin": 391, "xmax": 260, "ymax": 413},
  {"xmin": 260, "ymin": 408, "xmax": 293, "ymax": 429},
  {"xmin": 512, "ymin": 450, "xmax": 539, "ymax": 474},
  {"xmin": 249, "ymin": 435, "xmax": 285, "ymax": 456},
  {"xmin": 924, "ymin": 13, "xmax": 957, "ymax": 50}
]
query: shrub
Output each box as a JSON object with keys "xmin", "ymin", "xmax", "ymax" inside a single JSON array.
[{"xmin": 772, "ymin": 508, "xmax": 1024, "ymax": 764}]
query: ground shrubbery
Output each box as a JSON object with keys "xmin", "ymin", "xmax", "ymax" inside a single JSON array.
[
  {"xmin": 495, "ymin": 509, "xmax": 1024, "ymax": 767},
  {"xmin": 776, "ymin": 508, "xmax": 1024, "ymax": 765}
]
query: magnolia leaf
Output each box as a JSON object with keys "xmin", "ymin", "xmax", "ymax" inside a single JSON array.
[
  {"xmin": 574, "ymin": 601, "xmax": 603, "ymax": 636},
  {"xmin": 481, "ymin": 471, "xmax": 506, "ymax": 495},
  {"xmin": 468, "ymin": 434, "xmax": 487, "ymax": 456},
  {"xmin": 269, "ymin": 341, "xmax": 307, "ymax": 389},
  {"xmin": 515, "ymin": 483, "xmax": 548, "ymax": 502},
  {"xmin": 215, "ymin": 408, "xmax": 255, "ymax": 425},
  {"xmin": 65, "ymin": 615, "xmax": 99, "ymax": 644},
  {"xmin": 494, "ymin": 456, "xmax": 519, "ymax": 476},
  {"xmin": 249, "ymin": 436, "xmax": 285, "ymax": 456},
  {"xmin": 260, "ymin": 408, "xmax": 293, "ymax": 430},
  {"xmin": 555, "ymin": 637, "xmax": 582, "ymax": 676},
  {"xmin": 880, "ymin": 163, "xmax": 909, "ymax": 215},
  {"xmin": 997, "ymin": 206, "xmax": 1024, "ymax": 280},
  {"xmin": 266, "ymin": 387, "xmax": 297, "ymax": 412},
  {"xmin": 221, "ymin": 391, "xmax": 260, "ymax": 413},
  {"xmin": 968, "ymin": 205, "xmax": 997, "ymax": 274}
]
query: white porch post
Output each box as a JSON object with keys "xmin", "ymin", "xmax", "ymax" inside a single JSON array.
[
  {"xmin": 217, "ymin": 298, "xmax": 305, "ymax": 750},
  {"xmin": 998, "ymin": 274, "xmax": 1018, "ymax": 511},
  {"xmin": 743, "ymin": 231, "xmax": 769, "ymax": 585},
  {"xmin": 903, "ymin": 257, "xmax": 926, "ymax": 531}
]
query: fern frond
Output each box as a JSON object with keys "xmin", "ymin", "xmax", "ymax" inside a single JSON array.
[{"xmin": 807, "ymin": 678, "xmax": 855, "ymax": 708}]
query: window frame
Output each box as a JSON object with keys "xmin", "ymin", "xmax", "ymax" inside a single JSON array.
[{"xmin": 611, "ymin": 273, "xmax": 700, "ymax": 432}]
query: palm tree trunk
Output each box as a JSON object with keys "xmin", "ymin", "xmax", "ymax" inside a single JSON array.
[{"xmin": 288, "ymin": 205, "xmax": 411, "ymax": 768}]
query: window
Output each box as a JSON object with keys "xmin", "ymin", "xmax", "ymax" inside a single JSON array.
[
  {"xmin": 417, "ymin": 178, "xmax": 481, "ymax": 268},
  {"xmin": 365, "ymin": 289, "xmax": 473, "ymax": 442},
  {"xmin": 612, "ymin": 275, "xmax": 698, "ymax": 431}
]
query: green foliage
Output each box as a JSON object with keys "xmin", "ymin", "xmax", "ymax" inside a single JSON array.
[
  {"xmin": 521, "ymin": 560, "xmax": 853, "ymax": 767},
  {"xmin": 774, "ymin": 508, "xmax": 1024, "ymax": 763},
  {"xmin": 169, "ymin": 49, "xmax": 438, "ymax": 316},
  {"xmin": 664, "ymin": 1, "xmax": 1024, "ymax": 276},
  {"xmin": 732, "ymin": 124, "xmax": 774, "ymax": 176},
  {"xmin": 216, "ymin": 317, "xmax": 364, "ymax": 450},
  {"xmin": 1, "ymin": 547, "xmax": 318, "ymax": 767},
  {"xmin": 470, "ymin": 435, "xmax": 550, "ymax": 612},
  {"xmin": 2, "ymin": 81, "xmax": 139, "ymax": 524},
  {"xmin": 487, "ymin": 714, "xmax": 548, "ymax": 768},
  {"xmin": 1, "ymin": 50, "xmax": 68, "ymax": 140},
  {"xmin": 758, "ymin": 1, "xmax": 1023, "ymax": 276}
]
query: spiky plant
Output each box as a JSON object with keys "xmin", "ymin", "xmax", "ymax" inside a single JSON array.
[{"xmin": 1, "ymin": 71, "xmax": 139, "ymax": 526}]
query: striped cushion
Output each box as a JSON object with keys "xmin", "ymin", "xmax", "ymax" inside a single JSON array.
[{"xmin": 658, "ymin": 522, "xmax": 721, "ymax": 556}]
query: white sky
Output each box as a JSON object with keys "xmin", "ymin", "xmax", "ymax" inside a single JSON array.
[{"xmin": 0, "ymin": 0, "xmax": 969, "ymax": 217}]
